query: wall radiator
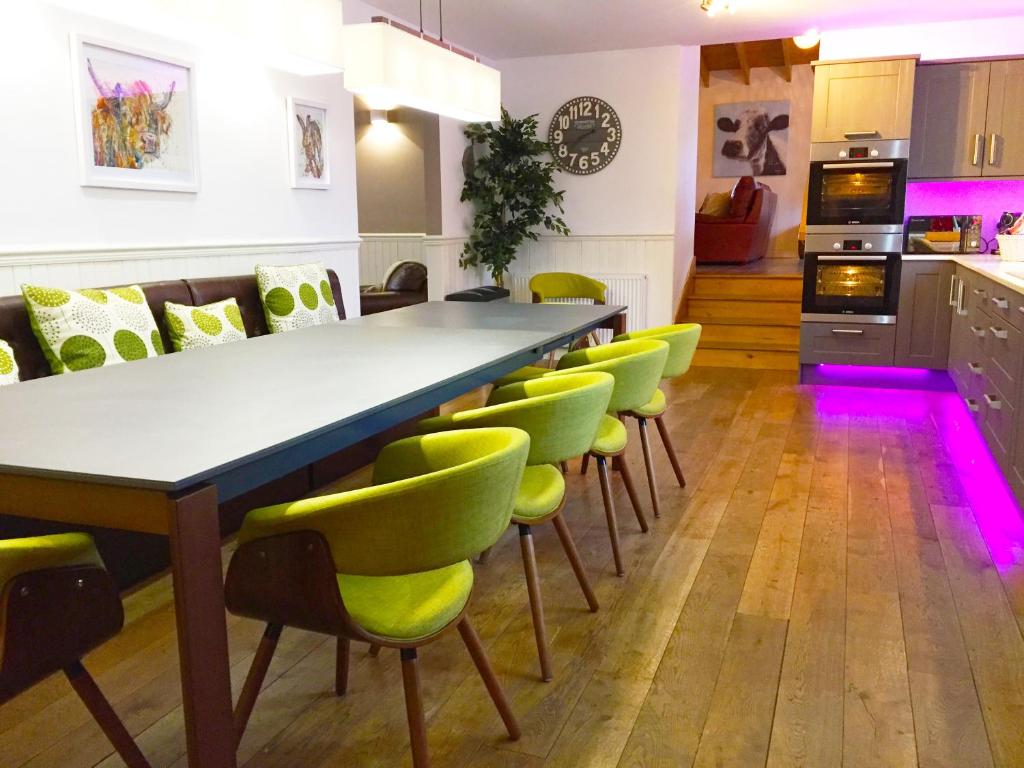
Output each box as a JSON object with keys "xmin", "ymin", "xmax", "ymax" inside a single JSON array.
[{"xmin": 509, "ymin": 273, "xmax": 649, "ymax": 342}]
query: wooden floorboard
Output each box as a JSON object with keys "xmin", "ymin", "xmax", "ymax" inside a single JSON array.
[{"xmin": 2, "ymin": 369, "xmax": 1024, "ymax": 768}]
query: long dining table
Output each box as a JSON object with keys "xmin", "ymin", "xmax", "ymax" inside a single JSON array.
[{"xmin": 0, "ymin": 300, "xmax": 625, "ymax": 768}]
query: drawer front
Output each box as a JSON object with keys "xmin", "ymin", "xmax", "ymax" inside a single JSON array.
[
  {"xmin": 799, "ymin": 323, "xmax": 897, "ymax": 365},
  {"xmin": 981, "ymin": 377, "xmax": 1016, "ymax": 471},
  {"xmin": 966, "ymin": 276, "xmax": 994, "ymax": 316},
  {"xmin": 980, "ymin": 319, "xmax": 1024, "ymax": 403},
  {"xmin": 986, "ymin": 288, "xmax": 1022, "ymax": 330}
]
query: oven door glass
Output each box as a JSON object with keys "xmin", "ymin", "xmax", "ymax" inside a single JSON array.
[
  {"xmin": 807, "ymin": 160, "xmax": 907, "ymax": 226},
  {"xmin": 804, "ymin": 256, "xmax": 899, "ymax": 316},
  {"xmin": 816, "ymin": 263, "xmax": 885, "ymax": 301}
]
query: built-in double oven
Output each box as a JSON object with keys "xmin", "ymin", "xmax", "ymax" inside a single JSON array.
[
  {"xmin": 806, "ymin": 139, "xmax": 909, "ymax": 234},
  {"xmin": 801, "ymin": 233, "xmax": 902, "ymax": 324}
]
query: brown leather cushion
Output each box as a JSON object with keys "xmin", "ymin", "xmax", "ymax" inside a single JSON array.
[
  {"xmin": 383, "ymin": 261, "xmax": 428, "ymax": 293},
  {"xmin": 730, "ymin": 176, "xmax": 763, "ymax": 219},
  {"xmin": 0, "ymin": 294, "xmax": 48, "ymax": 382}
]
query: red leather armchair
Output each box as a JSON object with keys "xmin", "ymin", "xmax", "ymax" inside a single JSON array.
[{"xmin": 695, "ymin": 177, "xmax": 777, "ymax": 265}]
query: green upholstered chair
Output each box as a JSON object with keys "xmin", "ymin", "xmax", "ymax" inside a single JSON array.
[
  {"xmin": 224, "ymin": 427, "xmax": 530, "ymax": 768},
  {"xmin": 491, "ymin": 338, "xmax": 670, "ymax": 577},
  {"xmin": 419, "ymin": 371, "xmax": 614, "ymax": 682},
  {"xmin": 0, "ymin": 534, "xmax": 151, "ymax": 768},
  {"xmin": 612, "ymin": 324, "xmax": 702, "ymax": 515},
  {"xmin": 529, "ymin": 272, "xmax": 609, "ymax": 361}
]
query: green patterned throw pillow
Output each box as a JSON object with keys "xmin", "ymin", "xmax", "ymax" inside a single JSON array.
[
  {"xmin": 21, "ymin": 283, "xmax": 164, "ymax": 375},
  {"xmin": 0, "ymin": 339, "xmax": 19, "ymax": 386},
  {"xmin": 255, "ymin": 262, "xmax": 339, "ymax": 334},
  {"xmin": 164, "ymin": 298, "xmax": 248, "ymax": 351}
]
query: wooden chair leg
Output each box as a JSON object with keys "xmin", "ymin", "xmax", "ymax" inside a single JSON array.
[
  {"xmin": 400, "ymin": 648, "xmax": 431, "ymax": 768},
  {"xmin": 233, "ymin": 623, "xmax": 282, "ymax": 744},
  {"xmin": 596, "ymin": 456, "xmax": 625, "ymax": 576},
  {"xmin": 551, "ymin": 514, "xmax": 599, "ymax": 612},
  {"xmin": 616, "ymin": 456, "xmax": 649, "ymax": 533},
  {"xmin": 336, "ymin": 637, "xmax": 350, "ymax": 696},
  {"xmin": 64, "ymin": 661, "xmax": 152, "ymax": 768},
  {"xmin": 580, "ymin": 452, "xmax": 590, "ymax": 476},
  {"xmin": 457, "ymin": 618, "xmax": 521, "ymax": 740},
  {"xmin": 637, "ymin": 418, "xmax": 662, "ymax": 518},
  {"xmin": 369, "ymin": 643, "xmax": 382, "ymax": 657},
  {"xmin": 560, "ymin": 460, "xmax": 569, "ymax": 474},
  {"xmin": 518, "ymin": 524, "xmax": 553, "ymax": 682},
  {"xmin": 655, "ymin": 414, "xmax": 686, "ymax": 487},
  {"xmin": 477, "ymin": 546, "xmax": 493, "ymax": 565}
]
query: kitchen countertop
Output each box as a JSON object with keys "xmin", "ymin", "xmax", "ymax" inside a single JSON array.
[{"xmin": 902, "ymin": 253, "xmax": 1024, "ymax": 292}]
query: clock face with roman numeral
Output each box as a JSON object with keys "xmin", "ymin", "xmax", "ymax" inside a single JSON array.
[{"xmin": 548, "ymin": 97, "xmax": 621, "ymax": 176}]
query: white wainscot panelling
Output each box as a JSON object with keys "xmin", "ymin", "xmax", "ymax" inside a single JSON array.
[
  {"xmin": 423, "ymin": 237, "xmax": 483, "ymax": 301},
  {"xmin": 0, "ymin": 239, "xmax": 363, "ymax": 317},
  {"xmin": 358, "ymin": 234, "xmax": 427, "ymax": 287}
]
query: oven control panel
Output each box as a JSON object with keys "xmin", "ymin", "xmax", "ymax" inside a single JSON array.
[
  {"xmin": 837, "ymin": 147, "xmax": 881, "ymax": 159},
  {"xmin": 807, "ymin": 233, "xmax": 902, "ymax": 254}
]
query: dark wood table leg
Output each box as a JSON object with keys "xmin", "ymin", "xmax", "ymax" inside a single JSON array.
[
  {"xmin": 167, "ymin": 484, "xmax": 237, "ymax": 768},
  {"xmin": 611, "ymin": 311, "xmax": 627, "ymax": 338}
]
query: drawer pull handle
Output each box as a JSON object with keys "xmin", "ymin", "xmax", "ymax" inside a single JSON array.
[
  {"xmin": 973, "ymin": 288, "xmax": 987, "ymax": 296},
  {"xmin": 965, "ymin": 398, "xmax": 980, "ymax": 412},
  {"xmin": 992, "ymin": 297, "xmax": 1009, "ymax": 309},
  {"xmin": 984, "ymin": 394, "xmax": 1003, "ymax": 410},
  {"xmin": 968, "ymin": 362, "xmax": 984, "ymax": 375},
  {"xmin": 971, "ymin": 326, "xmax": 986, "ymax": 337},
  {"xmin": 990, "ymin": 327, "xmax": 1009, "ymax": 340},
  {"xmin": 831, "ymin": 328, "xmax": 864, "ymax": 335}
]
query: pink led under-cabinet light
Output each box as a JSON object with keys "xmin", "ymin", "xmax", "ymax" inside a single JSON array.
[{"xmin": 905, "ymin": 179, "xmax": 1024, "ymax": 247}]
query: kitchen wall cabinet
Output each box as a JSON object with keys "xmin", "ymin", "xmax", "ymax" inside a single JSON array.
[
  {"xmin": 910, "ymin": 58, "xmax": 1024, "ymax": 179},
  {"xmin": 894, "ymin": 260, "xmax": 955, "ymax": 368},
  {"xmin": 985, "ymin": 60, "xmax": 1024, "ymax": 177},
  {"xmin": 811, "ymin": 57, "xmax": 917, "ymax": 143}
]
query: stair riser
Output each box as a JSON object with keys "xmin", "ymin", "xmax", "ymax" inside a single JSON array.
[
  {"xmin": 697, "ymin": 323, "xmax": 801, "ymax": 348},
  {"xmin": 692, "ymin": 276, "xmax": 803, "ymax": 301},
  {"xmin": 686, "ymin": 299, "xmax": 801, "ymax": 326},
  {"xmin": 692, "ymin": 348, "xmax": 799, "ymax": 371}
]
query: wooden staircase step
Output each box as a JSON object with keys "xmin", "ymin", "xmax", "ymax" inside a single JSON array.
[
  {"xmin": 692, "ymin": 347, "xmax": 799, "ymax": 371},
  {"xmin": 692, "ymin": 275, "xmax": 803, "ymax": 301},
  {"xmin": 685, "ymin": 298, "xmax": 801, "ymax": 326},
  {"xmin": 700, "ymin": 338, "xmax": 800, "ymax": 353},
  {"xmin": 696, "ymin": 323, "xmax": 801, "ymax": 349}
]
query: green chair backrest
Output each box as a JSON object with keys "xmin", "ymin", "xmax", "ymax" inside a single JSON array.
[
  {"xmin": 426, "ymin": 371, "xmax": 614, "ymax": 465},
  {"xmin": 237, "ymin": 427, "xmax": 529, "ymax": 577},
  {"xmin": 552, "ymin": 338, "xmax": 669, "ymax": 414},
  {"xmin": 529, "ymin": 272, "xmax": 607, "ymax": 304},
  {"xmin": 613, "ymin": 323, "xmax": 702, "ymax": 379},
  {"xmin": 0, "ymin": 534, "xmax": 104, "ymax": 596}
]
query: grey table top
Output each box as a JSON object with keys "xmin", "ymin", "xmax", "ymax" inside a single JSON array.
[{"xmin": 0, "ymin": 302, "xmax": 621, "ymax": 492}]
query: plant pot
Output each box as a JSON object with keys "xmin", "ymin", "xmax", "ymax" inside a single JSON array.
[{"xmin": 494, "ymin": 273, "xmax": 506, "ymax": 289}]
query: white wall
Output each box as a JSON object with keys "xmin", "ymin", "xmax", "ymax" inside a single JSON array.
[
  {"xmin": 0, "ymin": 1, "xmax": 361, "ymax": 311},
  {"xmin": 819, "ymin": 15, "xmax": 1024, "ymax": 62}
]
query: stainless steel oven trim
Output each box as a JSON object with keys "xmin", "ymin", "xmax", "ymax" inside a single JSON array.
[
  {"xmin": 809, "ymin": 139, "xmax": 910, "ymax": 162},
  {"xmin": 821, "ymin": 161, "xmax": 896, "ymax": 170},
  {"xmin": 801, "ymin": 313, "xmax": 897, "ymax": 325},
  {"xmin": 816, "ymin": 254, "xmax": 888, "ymax": 262},
  {"xmin": 806, "ymin": 224, "xmax": 905, "ymax": 235},
  {"xmin": 805, "ymin": 232, "xmax": 904, "ymax": 252}
]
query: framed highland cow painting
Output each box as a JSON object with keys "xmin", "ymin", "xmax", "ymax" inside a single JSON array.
[
  {"xmin": 71, "ymin": 35, "xmax": 199, "ymax": 192},
  {"xmin": 713, "ymin": 100, "xmax": 790, "ymax": 178},
  {"xmin": 287, "ymin": 97, "xmax": 330, "ymax": 190}
]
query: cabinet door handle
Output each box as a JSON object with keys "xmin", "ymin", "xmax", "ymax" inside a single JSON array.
[
  {"xmin": 990, "ymin": 133, "xmax": 1000, "ymax": 166},
  {"xmin": 972, "ymin": 134, "xmax": 985, "ymax": 166},
  {"xmin": 991, "ymin": 326, "xmax": 1009, "ymax": 340},
  {"xmin": 971, "ymin": 326, "xmax": 986, "ymax": 337},
  {"xmin": 968, "ymin": 362, "xmax": 984, "ymax": 375},
  {"xmin": 965, "ymin": 397, "xmax": 980, "ymax": 412},
  {"xmin": 992, "ymin": 297, "xmax": 1009, "ymax": 310},
  {"xmin": 949, "ymin": 275, "xmax": 959, "ymax": 307},
  {"xmin": 984, "ymin": 393, "xmax": 1003, "ymax": 410},
  {"xmin": 831, "ymin": 328, "xmax": 864, "ymax": 335},
  {"xmin": 957, "ymin": 280, "xmax": 967, "ymax": 315},
  {"xmin": 844, "ymin": 130, "xmax": 881, "ymax": 140}
]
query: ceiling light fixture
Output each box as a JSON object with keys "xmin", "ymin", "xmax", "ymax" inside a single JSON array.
[
  {"xmin": 700, "ymin": 0, "xmax": 736, "ymax": 17},
  {"xmin": 343, "ymin": 4, "xmax": 501, "ymax": 123},
  {"xmin": 793, "ymin": 28, "xmax": 821, "ymax": 49}
]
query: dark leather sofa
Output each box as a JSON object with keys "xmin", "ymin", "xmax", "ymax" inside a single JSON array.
[
  {"xmin": 0, "ymin": 270, "xmax": 419, "ymax": 588},
  {"xmin": 359, "ymin": 260, "xmax": 428, "ymax": 315},
  {"xmin": 695, "ymin": 176, "xmax": 778, "ymax": 265}
]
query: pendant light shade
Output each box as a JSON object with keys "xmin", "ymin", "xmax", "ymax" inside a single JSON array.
[{"xmin": 343, "ymin": 20, "xmax": 501, "ymax": 123}]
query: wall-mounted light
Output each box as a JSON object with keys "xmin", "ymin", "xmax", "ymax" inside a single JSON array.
[
  {"xmin": 793, "ymin": 28, "xmax": 821, "ymax": 49},
  {"xmin": 700, "ymin": 0, "xmax": 736, "ymax": 17},
  {"xmin": 370, "ymin": 109, "xmax": 391, "ymax": 126}
]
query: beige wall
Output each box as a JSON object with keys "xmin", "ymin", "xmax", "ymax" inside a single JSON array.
[
  {"xmin": 354, "ymin": 103, "xmax": 442, "ymax": 235},
  {"xmin": 697, "ymin": 64, "xmax": 813, "ymax": 258}
]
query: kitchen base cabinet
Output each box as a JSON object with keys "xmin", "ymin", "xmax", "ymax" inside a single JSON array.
[
  {"xmin": 799, "ymin": 322, "xmax": 896, "ymax": 365},
  {"xmin": 894, "ymin": 261, "xmax": 954, "ymax": 368}
]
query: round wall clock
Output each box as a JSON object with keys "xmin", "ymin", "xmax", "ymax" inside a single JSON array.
[{"xmin": 548, "ymin": 96, "xmax": 622, "ymax": 176}]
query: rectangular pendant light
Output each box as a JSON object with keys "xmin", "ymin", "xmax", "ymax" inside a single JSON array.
[{"xmin": 343, "ymin": 18, "xmax": 500, "ymax": 123}]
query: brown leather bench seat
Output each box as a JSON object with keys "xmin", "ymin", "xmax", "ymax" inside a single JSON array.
[{"xmin": 0, "ymin": 270, "xmax": 410, "ymax": 588}]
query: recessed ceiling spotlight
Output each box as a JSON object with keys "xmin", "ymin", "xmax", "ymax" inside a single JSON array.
[
  {"xmin": 700, "ymin": 0, "xmax": 735, "ymax": 17},
  {"xmin": 793, "ymin": 28, "xmax": 820, "ymax": 49}
]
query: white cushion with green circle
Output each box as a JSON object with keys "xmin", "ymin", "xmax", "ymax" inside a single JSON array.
[
  {"xmin": 0, "ymin": 340, "xmax": 18, "ymax": 386},
  {"xmin": 21, "ymin": 284, "xmax": 164, "ymax": 375},
  {"xmin": 255, "ymin": 262, "xmax": 338, "ymax": 334},
  {"xmin": 164, "ymin": 298, "xmax": 247, "ymax": 352}
]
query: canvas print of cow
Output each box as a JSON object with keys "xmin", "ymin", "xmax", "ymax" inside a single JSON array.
[
  {"xmin": 72, "ymin": 36, "xmax": 198, "ymax": 192},
  {"xmin": 288, "ymin": 98, "xmax": 330, "ymax": 190},
  {"xmin": 713, "ymin": 100, "xmax": 790, "ymax": 178}
]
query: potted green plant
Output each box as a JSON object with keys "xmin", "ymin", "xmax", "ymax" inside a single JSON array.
[{"xmin": 459, "ymin": 109, "xmax": 570, "ymax": 287}]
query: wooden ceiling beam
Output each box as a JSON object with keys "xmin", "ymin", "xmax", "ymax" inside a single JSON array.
[
  {"xmin": 700, "ymin": 49, "xmax": 710, "ymax": 88},
  {"xmin": 735, "ymin": 42, "xmax": 750, "ymax": 85},
  {"xmin": 780, "ymin": 38, "xmax": 793, "ymax": 83}
]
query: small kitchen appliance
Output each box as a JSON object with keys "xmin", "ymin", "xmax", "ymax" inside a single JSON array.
[{"xmin": 904, "ymin": 215, "xmax": 983, "ymax": 254}]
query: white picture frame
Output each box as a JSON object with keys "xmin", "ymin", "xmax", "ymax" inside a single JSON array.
[
  {"xmin": 287, "ymin": 97, "xmax": 330, "ymax": 190},
  {"xmin": 70, "ymin": 34, "xmax": 199, "ymax": 193}
]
